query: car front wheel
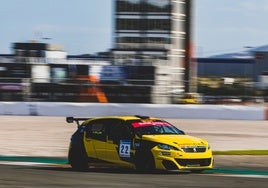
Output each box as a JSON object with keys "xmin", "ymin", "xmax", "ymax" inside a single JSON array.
[{"xmin": 135, "ymin": 150, "xmax": 155, "ymax": 172}]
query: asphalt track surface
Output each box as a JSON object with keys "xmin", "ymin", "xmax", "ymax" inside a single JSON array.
[
  {"xmin": 0, "ymin": 116, "xmax": 268, "ymax": 187},
  {"xmin": 0, "ymin": 162, "xmax": 268, "ymax": 188}
]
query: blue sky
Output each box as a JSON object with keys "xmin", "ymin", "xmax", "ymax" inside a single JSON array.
[
  {"xmin": 0, "ymin": 0, "xmax": 112, "ymax": 55},
  {"xmin": 195, "ymin": 0, "xmax": 268, "ymax": 57},
  {"xmin": 1, "ymin": 0, "xmax": 268, "ymax": 57}
]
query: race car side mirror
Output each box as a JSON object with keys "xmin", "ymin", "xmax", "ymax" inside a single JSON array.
[{"xmin": 66, "ymin": 117, "xmax": 74, "ymax": 123}]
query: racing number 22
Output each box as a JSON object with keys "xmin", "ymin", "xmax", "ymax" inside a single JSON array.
[
  {"xmin": 120, "ymin": 145, "xmax": 129, "ymax": 154},
  {"xmin": 119, "ymin": 140, "xmax": 131, "ymax": 157}
]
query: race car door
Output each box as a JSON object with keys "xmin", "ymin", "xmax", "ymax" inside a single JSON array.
[
  {"xmin": 106, "ymin": 119, "xmax": 135, "ymax": 165},
  {"xmin": 84, "ymin": 118, "xmax": 134, "ymax": 165}
]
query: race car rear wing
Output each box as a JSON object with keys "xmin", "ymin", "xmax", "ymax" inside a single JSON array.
[{"xmin": 66, "ymin": 117, "xmax": 89, "ymax": 127}]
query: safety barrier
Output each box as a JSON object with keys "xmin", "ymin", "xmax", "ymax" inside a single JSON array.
[
  {"xmin": 0, "ymin": 102, "xmax": 267, "ymax": 120},
  {"xmin": 266, "ymin": 106, "xmax": 268, "ymax": 120}
]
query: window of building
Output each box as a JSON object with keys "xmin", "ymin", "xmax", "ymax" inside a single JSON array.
[
  {"xmin": 116, "ymin": 0, "xmax": 141, "ymax": 13},
  {"xmin": 116, "ymin": 19, "xmax": 141, "ymax": 30},
  {"xmin": 116, "ymin": 0, "xmax": 172, "ymax": 13},
  {"xmin": 117, "ymin": 37, "xmax": 141, "ymax": 44},
  {"xmin": 145, "ymin": 37, "xmax": 170, "ymax": 44},
  {"xmin": 147, "ymin": 19, "xmax": 171, "ymax": 31},
  {"xmin": 16, "ymin": 50, "xmax": 25, "ymax": 57},
  {"xmin": 146, "ymin": 0, "xmax": 171, "ymax": 13}
]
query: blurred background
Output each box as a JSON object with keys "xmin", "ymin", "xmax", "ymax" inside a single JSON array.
[{"xmin": 0, "ymin": 0, "xmax": 268, "ymax": 104}]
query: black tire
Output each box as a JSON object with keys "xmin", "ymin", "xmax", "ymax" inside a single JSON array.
[
  {"xmin": 135, "ymin": 151, "xmax": 155, "ymax": 172},
  {"xmin": 68, "ymin": 143, "xmax": 88, "ymax": 171}
]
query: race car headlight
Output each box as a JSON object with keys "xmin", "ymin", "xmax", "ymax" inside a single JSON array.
[{"xmin": 158, "ymin": 144, "xmax": 178, "ymax": 151}]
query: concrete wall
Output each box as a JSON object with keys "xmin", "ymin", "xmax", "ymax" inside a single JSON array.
[{"xmin": 0, "ymin": 102, "xmax": 267, "ymax": 120}]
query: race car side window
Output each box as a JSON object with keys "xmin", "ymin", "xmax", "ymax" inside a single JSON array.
[
  {"xmin": 106, "ymin": 119, "xmax": 123, "ymax": 142},
  {"xmin": 86, "ymin": 120, "xmax": 106, "ymax": 141},
  {"xmin": 106, "ymin": 119, "xmax": 133, "ymax": 145}
]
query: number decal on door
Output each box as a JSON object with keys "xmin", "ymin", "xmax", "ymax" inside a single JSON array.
[{"xmin": 119, "ymin": 140, "xmax": 131, "ymax": 157}]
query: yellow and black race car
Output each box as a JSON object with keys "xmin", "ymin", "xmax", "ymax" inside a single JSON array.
[{"xmin": 66, "ymin": 115, "xmax": 213, "ymax": 172}]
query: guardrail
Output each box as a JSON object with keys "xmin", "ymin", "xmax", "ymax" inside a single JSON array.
[{"xmin": 0, "ymin": 102, "xmax": 267, "ymax": 120}]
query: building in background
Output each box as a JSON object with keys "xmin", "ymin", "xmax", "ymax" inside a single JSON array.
[
  {"xmin": 197, "ymin": 58, "xmax": 254, "ymax": 79},
  {"xmin": 13, "ymin": 41, "xmax": 67, "ymax": 64},
  {"xmin": 196, "ymin": 45, "xmax": 268, "ymax": 84},
  {"xmin": 0, "ymin": 1, "xmax": 196, "ymax": 104},
  {"xmin": 0, "ymin": 40, "xmax": 156, "ymax": 103},
  {"xmin": 112, "ymin": 0, "xmax": 194, "ymax": 103},
  {"xmin": 254, "ymin": 51, "xmax": 268, "ymax": 86}
]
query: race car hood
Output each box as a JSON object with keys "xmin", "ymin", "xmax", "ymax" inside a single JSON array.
[{"xmin": 141, "ymin": 134, "xmax": 208, "ymax": 147}]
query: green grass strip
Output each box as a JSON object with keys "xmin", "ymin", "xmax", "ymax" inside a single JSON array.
[
  {"xmin": 0, "ymin": 156, "xmax": 68, "ymax": 164},
  {"xmin": 1, "ymin": 150, "xmax": 268, "ymax": 165},
  {"xmin": 213, "ymin": 150, "xmax": 268, "ymax": 155},
  {"xmin": 205, "ymin": 168, "xmax": 268, "ymax": 175}
]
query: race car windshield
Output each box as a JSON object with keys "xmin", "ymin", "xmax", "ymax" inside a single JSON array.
[{"xmin": 131, "ymin": 121, "xmax": 184, "ymax": 136}]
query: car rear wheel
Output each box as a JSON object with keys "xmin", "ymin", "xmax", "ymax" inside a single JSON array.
[{"xmin": 68, "ymin": 143, "xmax": 88, "ymax": 171}]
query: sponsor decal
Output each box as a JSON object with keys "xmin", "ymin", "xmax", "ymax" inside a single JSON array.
[
  {"xmin": 131, "ymin": 121, "xmax": 171, "ymax": 128},
  {"xmin": 134, "ymin": 141, "xmax": 140, "ymax": 149}
]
